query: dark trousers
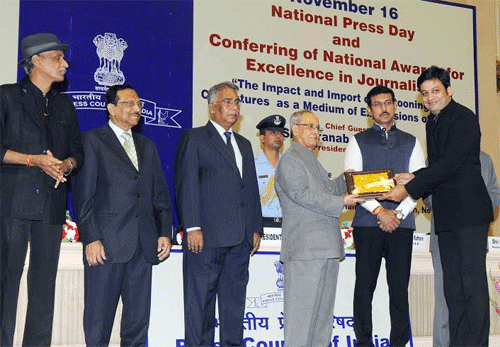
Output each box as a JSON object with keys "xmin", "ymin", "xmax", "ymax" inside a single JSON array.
[
  {"xmin": 0, "ymin": 213, "xmax": 62, "ymax": 347},
  {"xmin": 438, "ymin": 225, "xmax": 489, "ymax": 347},
  {"xmin": 84, "ymin": 245, "xmax": 152, "ymax": 347},
  {"xmin": 183, "ymin": 239, "xmax": 252, "ymax": 347},
  {"xmin": 352, "ymin": 226, "xmax": 413, "ymax": 347}
]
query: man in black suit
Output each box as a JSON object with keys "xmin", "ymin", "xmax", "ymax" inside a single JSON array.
[
  {"xmin": 74, "ymin": 84, "xmax": 172, "ymax": 346},
  {"xmin": 174, "ymin": 81, "xmax": 263, "ymax": 346},
  {"xmin": 0, "ymin": 33, "xmax": 83, "ymax": 346},
  {"xmin": 381, "ymin": 66, "xmax": 493, "ymax": 346}
]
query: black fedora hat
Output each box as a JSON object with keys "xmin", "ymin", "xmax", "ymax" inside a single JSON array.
[{"xmin": 18, "ymin": 33, "xmax": 69, "ymax": 65}]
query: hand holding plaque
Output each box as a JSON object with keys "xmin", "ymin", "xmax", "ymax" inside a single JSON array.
[{"xmin": 344, "ymin": 169, "xmax": 396, "ymax": 198}]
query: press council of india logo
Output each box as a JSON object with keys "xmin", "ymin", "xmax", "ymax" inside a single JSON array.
[
  {"xmin": 64, "ymin": 32, "xmax": 182, "ymax": 129},
  {"xmin": 66, "ymin": 92, "xmax": 182, "ymax": 129},
  {"xmin": 246, "ymin": 260, "xmax": 284, "ymax": 309}
]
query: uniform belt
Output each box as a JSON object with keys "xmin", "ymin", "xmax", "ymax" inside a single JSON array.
[{"xmin": 262, "ymin": 217, "xmax": 282, "ymax": 228}]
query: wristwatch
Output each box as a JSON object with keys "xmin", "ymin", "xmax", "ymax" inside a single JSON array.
[{"xmin": 396, "ymin": 212, "xmax": 403, "ymax": 219}]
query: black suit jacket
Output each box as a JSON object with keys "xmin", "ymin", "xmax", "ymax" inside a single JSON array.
[
  {"xmin": 0, "ymin": 78, "xmax": 83, "ymax": 224},
  {"xmin": 405, "ymin": 100, "xmax": 493, "ymax": 232},
  {"xmin": 74, "ymin": 124, "xmax": 172, "ymax": 264},
  {"xmin": 174, "ymin": 121, "xmax": 263, "ymax": 248}
]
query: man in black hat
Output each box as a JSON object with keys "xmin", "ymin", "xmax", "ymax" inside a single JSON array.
[
  {"xmin": 0, "ymin": 33, "xmax": 83, "ymax": 346},
  {"xmin": 255, "ymin": 115, "xmax": 287, "ymax": 228}
]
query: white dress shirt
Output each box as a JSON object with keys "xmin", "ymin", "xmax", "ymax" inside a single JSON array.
[
  {"xmin": 210, "ymin": 119, "xmax": 243, "ymax": 178},
  {"xmin": 108, "ymin": 119, "xmax": 136, "ymax": 147},
  {"xmin": 344, "ymin": 123, "xmax": 426, "ymax": 219}
]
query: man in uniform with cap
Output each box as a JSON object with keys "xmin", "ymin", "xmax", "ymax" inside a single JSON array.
[
  {"xmin": 0, "ymin": 33, "xmax": 83, "ymax": 346},
  {"xmin": 255, "ymin": 115, "xmax": 287, "ymax": 228}
]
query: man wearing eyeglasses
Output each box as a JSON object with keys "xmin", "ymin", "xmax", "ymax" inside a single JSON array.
[
  {"xmin": 174, "ymin": 81, "xmax": 263, "ymax": 346},
  {"xmin": 0, "ymin": 33, "xmax": 83, "ymax": 346},
  {"xmin": 344, "ymin": 85, "xmax": 425, "ymax": 347},
  {"xmin": 74, "ymin": 84, "xmax": 172, "ymax": 346},
  {"xmin": 275, "ymin": 110, "xmax": 363, "ymax": 347}
]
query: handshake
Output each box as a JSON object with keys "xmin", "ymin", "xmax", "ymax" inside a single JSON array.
[{"xmin": 378, "ymin": 172, "xmax": 415, "ymax": 202}]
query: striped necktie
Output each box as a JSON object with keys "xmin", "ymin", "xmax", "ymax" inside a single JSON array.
[{"xmin": 121, "ymin": 132, "xmax": 139, "ymax": 171}]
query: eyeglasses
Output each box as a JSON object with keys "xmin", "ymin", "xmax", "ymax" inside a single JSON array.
[
  {"xmin": 371, "ymin": 100, "xmax": 394, "ymax": 108},
  {"xmin": 215, "ymin": 99, "xmax": 241, "ymax": 106},
  {"xmin": 117, "ymin": 100, "xmax": 142, "ymax": 108},
  {"xmin": 296, "ymin": 123, "xmax": 323, "ymax": 132}
]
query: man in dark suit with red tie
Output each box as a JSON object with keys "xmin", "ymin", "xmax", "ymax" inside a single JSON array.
[
  {"xmin": 174, "ymin": 81, "xmax": 263, "ymax": 346},
  {"xmin": 74, "ymin": 84, "xmax": 172, "ymax": 346}
]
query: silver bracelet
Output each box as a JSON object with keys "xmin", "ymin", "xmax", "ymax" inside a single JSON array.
[{"xmin": 64, "ymin": 159, "xmax": 74, "ymax": 177}]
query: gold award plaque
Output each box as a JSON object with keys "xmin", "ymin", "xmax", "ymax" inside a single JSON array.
[{"xmin": 344, "ymin": 169, "xmax": 395, "ymax": 198}]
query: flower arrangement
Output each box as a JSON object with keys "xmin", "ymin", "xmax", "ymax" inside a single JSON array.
[
  {"xmin": 61, "ymin": 210, "xmax": 79, "ymax": 242},
  {"xmin": 341, "ymin": 221, "xmax": 355, "ymax": 250},
  {"xmin": 489, "ymin": 263, "xmax": 500, "ymax": 315}
]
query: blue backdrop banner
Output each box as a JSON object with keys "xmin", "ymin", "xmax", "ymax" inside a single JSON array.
[{"xmin": 18, "ymin": 0, "xmax": 194, "ymax": 228}]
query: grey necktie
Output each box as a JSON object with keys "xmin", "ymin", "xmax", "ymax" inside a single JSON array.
[{"xmin": 121, "ymin": 132, "xmax": 139, "ymax": 171}]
